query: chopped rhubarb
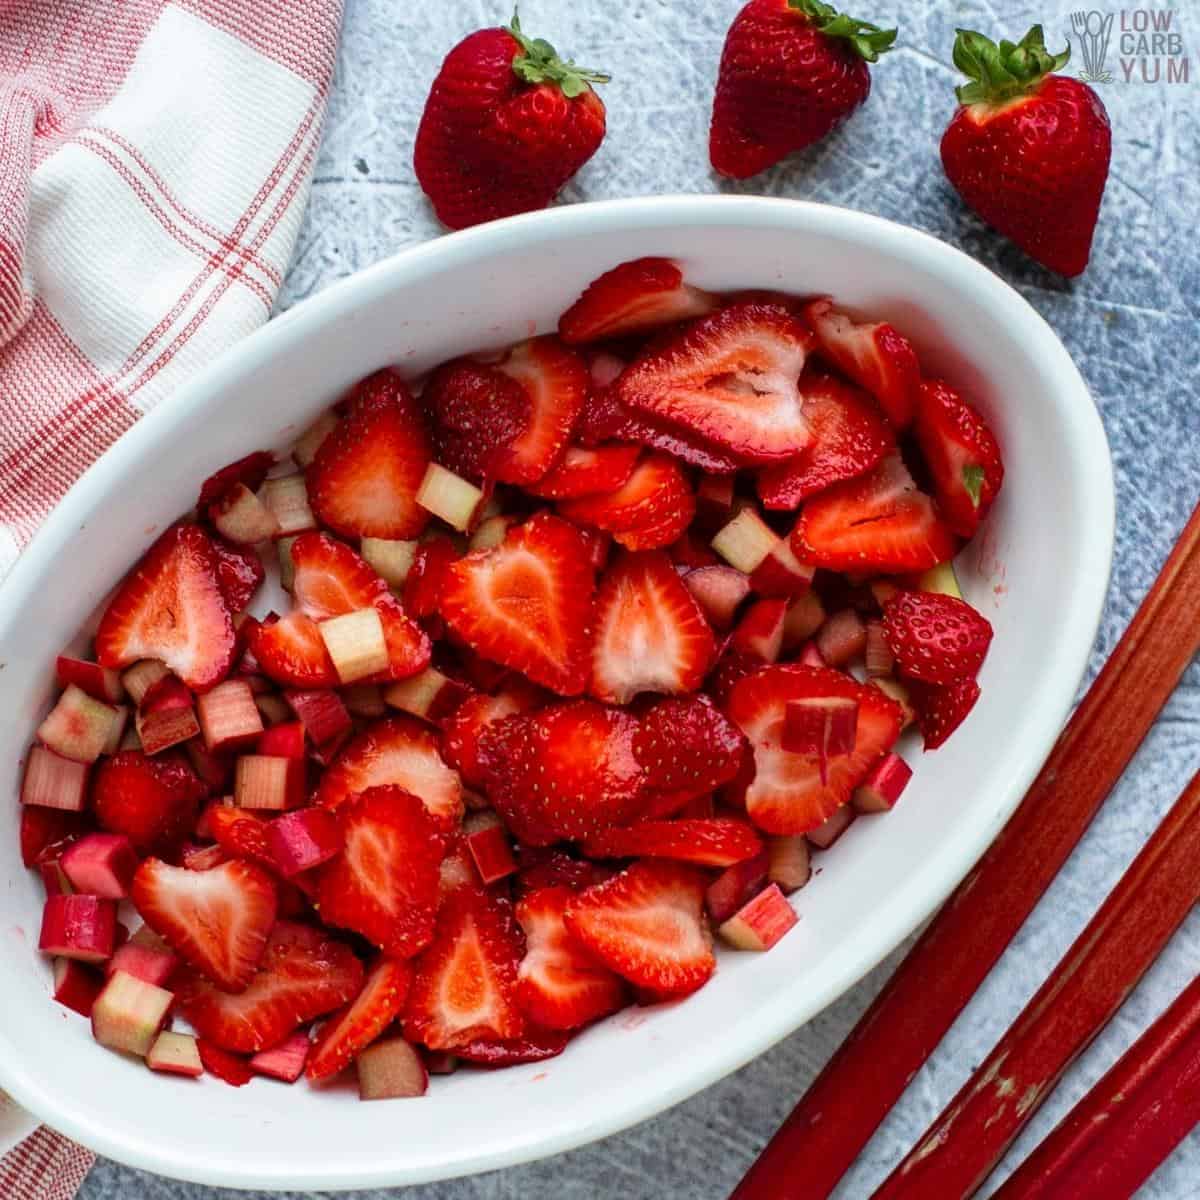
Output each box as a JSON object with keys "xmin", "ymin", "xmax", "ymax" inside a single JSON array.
[
  {"xmin": 781, "ymin": 592, "xmax": 827, "ymax": 651},
  {"xmin": 184, "ymin": 736, "xmax": 233, "ymax": 790},
  {"xmin": 469, "ymin": 515, "xmax": 517, "ymax": 552},
  {"xmin": 266, "ymin": 807, "xmax": 342, "ymax": 876},
  {"xmin": 60, "ymin": 834, "xmax": 139, "ymax": 900},
  {"xmin": 235, "ymin": 755, "xmax": 306, "ymax": 811},
  {"xmin": 718, "ymin": 883, "xmax": 798, "ymax": 951},
  {"xmin": 55, "ymin": 656, "xmax": 125, "ymax": 703},
  {"xmin": 705, "ymin": 849, "xmax": 770, "ymax": 924},
  {"xmin": 291, "ymin": 410, "xmax": 338, "ymax": 468},
  {"xmin": 318, "ymin": 608, "xmax": 389, "ymax": 684},
  {"xmin": 181, "ymin": 842, "xmax": 228, "ymax": 871},
  {"xmin": 415, "ymin": 463, "xmax": 483, "ymax": 532},
  {"xmin": 53, "ymin": 957, "xmax": 104, "ymax": 1017},
  {"xmin": 864, "ymin": 618, "xmax": 894, "ymax": 677},
  {"xmin": 106, "ymin": 940, "xmax": 178, "ymax": 987},
  {"xmin": 712, "ymin": 507, "xmax": 779, "ymax": 575},
  {"xmin": 464, "ymin": 813, "xmax": 518, "ymax": 885},
  {"xmin": 257, "ymin": 720, "xmax": 307, "ymax": 759},
  {"xmin": 39, "ymin": 895, "xmax": 117, "ymax": 962},
  {"xmin": 283, "ymin": 688, "xmax": 351, "ymax": 746},
  {"xmin": 729, "ymin": 598, "xmax": 788, "ymax": 663},
  {"xmin": 870, "ymin": 676, "xmax": 916, "ymax": 729},
  {"xmin": 21, "ymin": 746, "xmax": 89, "ymax": 812},
  {"xmin": 258, "ymin": 474, "xmax": 316, "ymax": 537},
  {"xmin": 360, "ymin": 537, "xmax": 419, "ymax": 587},
  {"xmin": 807, "ymin": 805, "xmax": 855, "ymax": 850},
  {"xmin": 147, "ymin": 1031, "xmax": 203, "ymax": 1077},
  {"xmin": 136, "ymin": 677, "xmax": 200, "ymax": 756},
  {"xmin": 209, "ymin": 483, "xmax": 280, "ymax": 544},
  {"xmin": 40, "ymin": 860, "xmax": 72, "ymax": 897},
  {"xmin": 383, "ymin": 667, "xmax": 470, "ymax": 726},
  {"xmin": 750, "ymin": 539, "xmax": 816, "ymax": 599},
  {"xmin": 250, "ymin": 1032, "xmax": 311, "ymax": 1083},
  {"xmin": 853, "ymin": 753, "xmax": 912, "ymax": 813},
  {"xmin": 120, "ymin": 659, "xmax": 170, "ymax": 706},
  {"xmin": 783, "ymin": 696, "xmax": 859, "ymax": 785},
  {"xmin": 682, "ymin": 565, "xmax": 752, "ymax": 631},
  {"xmin": 341, "ymin": 682, "xmax": 386, "ymax": 718},
  {"xmin": 91, "ymin": 970, "xmax": 173, "ymax": 1057},
  {"xmin": 196, "ymin": 680, "xmax": 264, "ymax": 752},
  {"xmin": 277, "ymin": 536, "xmax": 298, "ymax": 592},
  {"xmin": 37, "ymin": 684, "xmax": 124, "ymax": 764},
  {"xmin": 356, "ymin": 1036, "xmax": 429, "ymax": 1100},
  {"xmin": 815, "ymin": 610, "xmax": 867, "ymax": 667}
]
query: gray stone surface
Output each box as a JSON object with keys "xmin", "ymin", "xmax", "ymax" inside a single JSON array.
[{"xmin": 79, "ymin": 1, "xmax": 1200, "ymax": 1196}]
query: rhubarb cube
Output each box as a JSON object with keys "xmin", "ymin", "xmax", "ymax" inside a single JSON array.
[
  {"xmin": 705, "ymin": 849, "xmax": 770, "ymax": 925},
  {"xmin": 257, "ymin": 720, "xmax": 307, "ymax": 759},
  {"xmin": 147, "ymin": 1031, "xmax": 203, "ymax": 1077},
  {"xmin": 136, "ymin": 677, "xmax": 200, "ymax": 756},
  {"xmin": 120, "ymin": 659, "xmax": 169, "ymax": 706},
  {"xmin": 729, "ymin": 598, "xmax": 788, "ymax": 663},
  {"xmin": 319, "ymin": 608, "xmax": 389, "ymax": 683},
  {"xmin": 807, "ymin": 805, "xmax": 856, "ymax": 850},
  {"xmin": 865, "ymin": 618, "xmax": 894, "ymax": 677},
  {"xmin": 283, "ymin": 688, "xmax": 350, "ymax": 745},
  {"xmin": 91, "ymin": 970, "xmax": 173, "ymax": 1057},
  {"xmin": 465, "ymin": 818, "xmax": 517, "ymax": 885},
  {"xmin": 258, "ymin": 474, "xmax": 316, "ymax": 537},
  {"xmin": 782, "ymin": 592, "xmax": 827, "ymax": 651},
  {"xmin": 210, "ymin": 483, "xmax": 280, "ymax": 544},
  {"xmin": 37, "ymin": 685, "xmax": 124, "ymax": 764},
  {"xmin": 180, "ymin": 842, "xmax": 229, "ymax": 871},
  {"xmin": 383, "ymin": 668, "xmax": 470, "ymax": 726},
  {"xmin": 767, "ymin": 835, "xmax": 812, "ymax": 893},
  {"xmin": 750, "ymin": 539, "xmax": 816, "ymax": 599},
  {"xmin": 250, "ymin": 1032, "xmax": 310, "ymax": 1083},
  {"xmin": 415, "ymin": 463, "xmax": 483, "ymax": 532},
  {"xmin": 360, "ymin": 537, "xmax": 418, "ymax": 587},
  {"xmin": 197, "ymin": 679, "xmax": 264, "ymax": 752},
  {"xmin": 718, "ymin": 884, "xmax": 797, "ymax": 951},
  {"xmin": 816, "ymin": 610, "xmax": 867, "ymax": 667},
  {"xmin": 21, "ymin": 746, "xmax": 89, "ymax": 811},
  {"xmin": 468, "ymin": 515, "xmax": 517, "ymax": 552},
  {"xmin": 711, "ymin": 507, "xmax": 778, "ymax": 575},
  {"xmin": 106, "ymin": 939, "xmax": 178, "ymax": 987},
  {"xmin": 267, "ymin": 807, "xmax": 342, "ymax": 876},
  {"xmin": 39, "ymin": 895, "xmax": 117, "ymax": 962},
  {"xmin": 55, "ymin": 656, "xmax": 125, "ymax": 703},
  {"xmin": 356, "ymin": 1036, "xmax": 429, "ymax": 1100},
  {"xmin": 682, "ymin": 566, "xmax": 751, "ymax": 631},
  {"xmin": 53, "ymin": 958, "xmax": 104, "ymax": 1017},
  {"xmin": 853, "ymin": 752, "xmax": 913, "ymax": 814},
  {"xmin": 235, "ymin": 755, "xmax": 305, "ymax": 811},
  {"xmin": 60, "ymin": 833, "xmax": 139, "ymax": 900},
  {"xmin": 291, "ymin": 410, "xmax": 338, "ymax": 468}
]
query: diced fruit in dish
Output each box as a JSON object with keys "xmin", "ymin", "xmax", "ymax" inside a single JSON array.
[
  {"xmin": 581, "ymin": 818, "xmax": 763, "ymax": 868},
  {"xmin": 21, "ymin": 746, "xmax": 89, "ymax": 812},
  {"xmin": 909, "ymin": 676, "xmax": 982, "ymax": 750},
  {"xmin": 245, "ymin": 613, "xmax": 338, "ymax": 688},
  {"xmin": 705, "ymin": 849, "xmax": 770, "ymax": 925},
  {"xmin": 55, "ymin": 656, "xmax": 125, "ymax": 704},
  {"xmin": 135, "ymin": 676, "xmax": 200, "ymax": 757},
  {"xmin": 718, "ymin": 884, "xmax": 798, "ymax": 951},
  {"xmin": 357, "ymin": 1036, "xmax": 429, "ymax": 1100},
  {"xmin": 590, "ymin": 550, "xmax": 715, "ymax": 704},
  {"xmin": 210, "ymin": 483, "xmax": 280, "ymax": 545},
  {"xmin": 807, "ymin": 804, "xmax": 855, "ymax": 849},
  {"xmin": 416, "ymin": 463, "xmax": 484, "ymax": 532},
  {"xmin": 39, "ymin": 895, "xmax": 117, "ymax": 962},
  {"xmin": 147, "ymin": 1031, "xmax": 204, "ymax": 1077},
  {"xmin": 267, "ymin": 808, "xmax": 342, "ymax": 877},
  {"xmin": 616, "ymin": 303, "xmax": 814, "ymax": 462},
  {"xmin": 750, "ymin": 538, "xmax": 815, "ymax": 599},
  {"xmin": 38, "ymin": 685, "xmax": 125, "ymax": 764},
  {"xmin": 465, "ymin": 815, "xmax": 518, "ymax": 885},
  {"xmin": 60, "ymin": 834, "xmax": 138, "ymax": 900},
  {"xmin": 120, "ymin": 659, "xmax": 170, "ymax": 706},
  {"xmin": 730, "ymin": 597, "xmax": 789, "ymax": 663},
  {"xmin": 383, "ymin": 667, "xmax": 470, "ymax": 726},
  {"xmin": 307, "ymin": 956, "xmax": 412, "ymax": 1082},
  {"xmin": 882, "ymin": 590, "xmax": 993, "ymax": 684},
  {"xmin": 53, "ymin": 957, "xmax": 104, "ymax": 1017},
  {"xmin": 91, "ymin": 970, "xmax": 173, "ymax": 1057},
  {"xmin": 559, "ymin": 257, "xmax": 718, "ymax": 344},
  {"xmin": 564, "ymin": 860, "xmax": 715, "ymax": 997},
  {"xmin": 853, "ymin": 752, "xmax": 913, "ymax": 813},
  {"xmin": 360, "ymin": 537, "xmax": 418, "ymax": 587},
  {"xmin": 815, "ymin": 609, "xmax": 867, "ymax": 668},
  {"xmin": 235, "ymin": 755, "xmax": 305, "ymax": 810},
  {"xmin": 766, "ymin": 834, "xmax": 812, "ymax": 893},
  {"xmin": 283, "ymin": 687, "xmax": 351, "ymax": 746},
  {"xmin": 196, "ymin": 680, "xmax": 264, "ymax": 753},
  {"xmin": 865, "ymin": 618, "xmax": 893, "ymax": 676},
  {"xmin": 106, "ymin": 939, "xmax": 178, "ymax": 988},
  {"xmin": 249, "ymin": 1032, "xmax": 311, "ymax": 1083},
  {"xmin": 782, "ymin": 696, "xmax": 859, "ymax": 785},
  {"xmin": 682, "ymin": 565, "xmax": 752, "ymax": 631},
  {"xmin": 712, "ymin": 506, "xmax": 779, "ymax": 575},
  {"xmin": 95, "ymin": 524, "xmax": 235, "ymax": 691},
  {"xmin": 319, "ymin": 608, "xmax": 390, "ymax": 684}
]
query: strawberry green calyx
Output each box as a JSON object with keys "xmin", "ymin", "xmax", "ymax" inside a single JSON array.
[
  {"xmin": 788, "ymin": 0, "xmax": 897, "ymax": 63},
  {"xmin": 952, "ymin": 25, "xmax": 1071, "ymax": 105},
  {"xmin": 505, "ymin": 10, "xmax": 610, "ymax": 99},
  {"xmin": 962, "ymin": 465, "xmax": 985, "ymax": 507}
]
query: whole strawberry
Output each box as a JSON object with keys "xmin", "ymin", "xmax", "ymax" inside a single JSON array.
[
  {"xmin": 940, "ymin": 26, "xmax": 1111, "ymax": 276},
  {"xmin": 710, "ymin": 0, "xmax": 895, "ymax": 180},
  {"xmin": 414, "ymin": 12, "xmax": 609, "ymax": 230}
]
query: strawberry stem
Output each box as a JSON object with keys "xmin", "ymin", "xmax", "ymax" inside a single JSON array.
[
  {"xmin": 951, "ymin": 25, "xmax": 1071, "ymax": 105},
  {"xmin": 788, "ymin": 0, "xmax": 897, "ymax": 63},
  {"xmin": 505, "ymin": 9, "xmax": 610, "ymax": 99}
]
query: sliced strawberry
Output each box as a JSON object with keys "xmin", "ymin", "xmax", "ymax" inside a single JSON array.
[
  {"xmin": 790, "ymin": 453, "xmax": 958, "ymax": 573},
  {"xmin": 20, "ymin": 807, "xmax": 86, "ymax": 868},
  {"xmin": 440, "ymin": 689, "xmax": 540, "ymax": 789},
  {"xmin": 207, "ymin": 805, "xmax": 278, "ymax": 874},
  {"xmin": 558, "ymin": 258, "xmax": 718, "ymax": 344},
  {"xmin": 882, "ymin": 590, "xmax": 993, "ymax": 684},
  {"xmin": 758, "ymin": 375, "xmax": 894, "ymax": 509},
  {"xmin": 913, "ymin": 378, "xmax": 1004, "ymax": 537},
  {"xmin": 95, "ymin": 524, "xmax": 235, "ymax": 691},
  {"xmin": 403, "ymin": 884, "xmax": 524, "ymax": 1051},
  {"xmin": 306, "ymin": 956, "xmax": 413, "ymax": 1081},
  {"xmin": 210, "ymin": 538, "xmax": 265, "ymax": 614},
  {"xmin": 558, "ymin": 452, "xmax": 696, "ymax": 551},
  {"xmin": 580, "ymin": 817, "xmax": 763, "ymax": 867},
  {"xmin": 725, "ymin": 665, "xmax": 903, "ymax": 834},
  {"xmin": 314, "ymin": 716, "xmax": 464, "ymax": 831},
  {"xmin": 515, "ymin": 886, "xmax": 627, "ymax": 1031},
  {"xmin": 441, "ymin": 512, "xmax": 595, "ymax": 695},
  {"xmin": 453, "ymin": 1026, "xmax": 570, "ymax": 1067},
  {"xmin": 563, "ymin": 860, "xmax": 715, "ymax": 997},
  {"xmin": 179, "ymin": 920, "xmax": 363, "ymax": 1054},
  {"xmin": 527, "ymin": 444, "xmax": 641, "ymax": 500},
  {"xmin": 245, "ymin": 612, "xmax": 339, "ymax": 689},
  {"xmin": 802, "ymin": 298, "xmax": 919, "ymax": 428},
  {"xmin": 615, "ymin": 303, "xmax": 814, "ymax": 463},
  {"xmin": 424, "ymin": 359, "xmax": 532, "ymax": 482},
  {"xmin": 307, "ymin": 370, "xmax": 432, "ymax": 540},
  {"xmin": 590, "ymin": 551, "xmax": 716, "ymax": 704},
  {"xmin": 196, "ymin": 1040, "xmax": 253, "ymax": 1086},
  {"xmin": 515, "ymin": 847, "xmax": 616, "ymax": 896},
  {"xmin": 315, "ymin": 786, "xmax": 444, "ymax": 958},
  {"xmin": 197, "ymin": 451, "xmax": 274, "ymax": 510},
  {"xmin": 131, "ymin": 857, "xmax": 277, "ymax": 991},
  {"xmin": 633, "ymin": 694, "xmax": 747, "ymax": 795},
  {"xmin": 909, "ymin": 676, "xmax": 982, "ymax": 750},
  {"xmin": 478, "ymin": 700, "xmax": 645, "ymax": 845},
  {"xmin": 402, "ymin": 536, "xmax": 459, "ymax": 622},
  {"xmin": 93, "ymin": 751, "xmax": 206, "ymax": 854},
  {"xmin": 705, "ymin": 651, "xmax": 767, "ymax": 708}
]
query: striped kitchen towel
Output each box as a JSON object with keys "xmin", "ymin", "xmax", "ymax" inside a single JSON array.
[{"xmin": 0, "ymin": 0, "xmax": 343, "ymax": 1192}]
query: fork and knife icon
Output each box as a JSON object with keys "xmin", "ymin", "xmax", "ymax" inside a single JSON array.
[{"xmin": 1070, "ymin": 10, "xmax": 1116, "ymax": 82}]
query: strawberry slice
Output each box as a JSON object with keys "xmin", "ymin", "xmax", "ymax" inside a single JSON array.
[
  {"xmin": 96, "ymin": 524, "xmax": 235, "ymax": 691},
  {"xmin": 131, "ymin": 857, "xmax": 277, "ymax": 992},
  {"xmin": 197, "ymin": 451, "xmax": 274, "ymax": 510},
  {"xmin": 93, "ymin": 751, "xmax": 206, "ymax": 854},
  {"xmin": 245, "ymin": 612, "xmax": 339, "ymax": 689},
  {"xmin": 580, "ymin": 817, "xmax": 763, "ymax": 867},
  {"xmin": 615, "ymin": 303, "xmax": 814, "ymax": 463},
  {"xmin": 790, "ymin": 453, "xmax": 958, "ymax": 573},
  {"xmin": 179, "ymin": 920, "xmax": 363, "ymax": 1053},
  {"xmin": 478, "ymin": 700, "xmax": 645, "ymax": 845},
  {"xmin": 440, "ymin": 688, "xmax": 542, "ymax": 789},
  {"xmin": 515, "ymin": 847, "xmax": 615, "ymax": 896},
  {"xmin": 558, "ymin": 452, "xmax": 696, "ymax": 551},
  {"xmin": 307, "ymin": 370, "xmax": 432, "ymax": 540},
  {"xmin": 315, "ymin": 786, "xmax": 444, "ymax": 958},
  {"xmin": 725, "ymin": 665, "xmax": 903, "ymax": 833},
  {"xmin": 314, "ymin": 716, "xmax": 464, "ymax": 831},
  {"xmin": 288, "ymin": 532, "xmax": 431, "ymax": 682},
  {"xmin": 207, "ymin": 805, "xmax": 278, "ymax": 874},
  {"xmin": 558, "ymin": 257, "xmax": 718, "ymax": 344},
  {"xmin": 589, "ymin": 551, "xmax": 716, "ymax": 704},
  {"xmin": 402, "ymin": 536, "xmax": 459, "ymax": 622},
  {"xmin": 563, "ymin": 860, "xmax": 715, "ymax": 997},
  {"xmin": 633, "ymin": 694, "xmax": 747, "ymax": 794},
  {"xmin": 403, "ymin": 884, "xmax": 524, "ymax": 1051},
  {"xmin": 882, "ymin": 590, "xmax": 993, "ymax": 684},
  {"xmin": 453, "ymin": 1026, "xmax": 570, "ymax": 1067},
  {"xmin": 909, "ymin": 676, "xmax": 982, "ymax": 749},
  {"xmin": 20, "ymin": 806, "xmax": 86, "ymax": 868},
  {"xmin": 441, "ymin": 512, "xmax": 595, "ymax": 695},
  {"xmin": 210, "ymin": 538, "xmax": 265, "ymax": 614},
  {"xmin": 913, "ymin": 378, "xmax": 1004, "ymax": 537},
  {"xmin": 514, "ymin": 885, "xmax": 627, "ymax": 1031},
  {"xmin": 757, "ymin": 375, "xmax": 894, "ymax": 509},
  {"xmin": 527, "ymin": 444, "xmax": 641, "ymax": 500},
  {"xmin": 196, "ymin": 1040, "xmax": 253, "ymax": 1086},
  {"xmin": 306, "ymin": 955, "xmax": 413, "ymax": 1081},
  {"xmin": 802, "ymin": 298, "xmax": 920, "ymax": 428}
]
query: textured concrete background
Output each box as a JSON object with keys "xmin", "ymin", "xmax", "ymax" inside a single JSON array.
[{"xmin": 80, "ymin": 0, "xmax": 1200, "ymax": 1196}]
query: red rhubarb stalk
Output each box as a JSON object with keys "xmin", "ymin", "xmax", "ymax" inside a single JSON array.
[
  {"xmin": 873, "ymin": 767, "xmax": 1200, "ymax": 1198},
  {"xmin": 732, "ymin": 501, "xmax": 1200, "ymax": 1200}
]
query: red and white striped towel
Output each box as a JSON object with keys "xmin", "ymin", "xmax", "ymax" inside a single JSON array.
[{"xmin": 0, "ymin": 0, "xmax": 343, "ymax": 1193}]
